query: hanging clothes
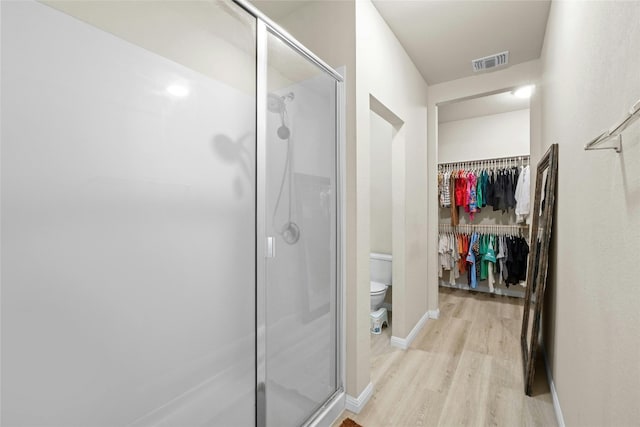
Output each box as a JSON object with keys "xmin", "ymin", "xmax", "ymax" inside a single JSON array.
[
  {"xmin": 515, "ymin": 165, "xmax": 531, "ymax": 224},
  {"xmin": 479, "ymin": 234, "xmax": 487, "ymax": 281},
  {"xmin": 449, "ymin": 233, "xmax": 460, "ymax": 285},
  {"xmin": 438, "ymin": 171, "xmax": 443, "ymax": 206},
  {"xmin": 486, "ymin": 169, "xmax": 495, "ymax": 207},
  {"xmin": 455, "ymin": 170, "xmax": 468, "ymax": 208},
  {"xmin": 505, "ymin": 167, "xmax": 518, "ymax": 210},
  {"xmin": 466, "ymin": 172, "xmax": 479, "ymax": 221},
  {"xmin": 498, "ymin": 234, "xmax": 508, "ymax": 283},
  {"xmin": 466, "ymin": 232, "xmax": 480, "ymax": 289},
  {"xmin": 505, "ymin": 235, "xmax": 530, "ymax": 286},
  {"xmin": 438, "ymin": 230, "xmax": 462, "ymax": 285},
  {"xmin": 438, "ymin": 233, "xmax": 451, "ymax": 278},
  {"xmin": 439, "ymin": 158, "xmax": 530, "ymax": 224},
  {"xmin": 458, "ymin": 233, "xmax": 468, "ymax": 274},
  {"xmin": 439, "ymin": 228, "xmax": 529, "ymax": 294},
  {"xmin": 493, "ymin": 169, "xmax": 507, "ymax": 213},
  {"xmin": 483, "ymin": 235, "xmax": 498, "ymax": 293},
  {"xmin": 450, "ymin": 171, "xmax": 459, "ymax": 226},
  {"xmin": 439, "ymin": 170, "xmax": 452, "ymax": 208},
  {"xmin": 480, "ymin": 170, "xmax": 489, "ymax": 208},
  {"xmin": 476, "ymin": 171, "xmax": 484, "ymax": 209}
]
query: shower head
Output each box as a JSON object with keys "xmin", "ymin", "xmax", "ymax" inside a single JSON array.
[
  {"xmin": 267, "ymin": 92, "xmax": 295, "ymax": 114},
  {"xmin": 267, "ymin": 92, "xmax": 294, "ymax": 140},
  {"xmin": 267, "ymin": 93, "xmax": 285, "ymax": 114}
]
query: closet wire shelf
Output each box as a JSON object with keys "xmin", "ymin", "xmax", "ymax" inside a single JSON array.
[
  {"xmin": 439, "ymin": 223, "xmax": 529, "ymax": 236},
  {"xmin": 584, "ymin": 98, "xmax": 640, "ymax": 153},
  {"xmin": 438, "ymin": 154, "xmax": 529, "ymax": 169}
]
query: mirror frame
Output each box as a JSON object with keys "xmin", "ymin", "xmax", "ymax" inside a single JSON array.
[{"xmin": 520, "ymin": 143, "xmax": 558, "ymax": 396}]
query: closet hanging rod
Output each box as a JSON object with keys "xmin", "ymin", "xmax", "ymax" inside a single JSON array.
[
  {"xmin": 584, "ymin": 98, "xmax": 640, "ymax": 153},
  {"xmin": 438, "ymin": 154, "xmax": 530, "ymax": 167}
]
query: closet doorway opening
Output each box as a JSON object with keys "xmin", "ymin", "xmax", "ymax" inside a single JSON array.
[
  {"xmin": 368, "ymin": 95, "xmax": 405, "ymax": 356},
  {"xmin": 436, "ymin": 88, "xmax": 531, "ymax": 297}
]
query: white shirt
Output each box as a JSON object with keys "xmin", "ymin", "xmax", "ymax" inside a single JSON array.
[{"xmin": 515, "ymin": 165, "xmax": 531, "ymax": 223}]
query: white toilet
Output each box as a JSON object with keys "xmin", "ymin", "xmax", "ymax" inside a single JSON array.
[{"xmin": 370, "ymin": 252, "xmax": 392, "ymax": 311}]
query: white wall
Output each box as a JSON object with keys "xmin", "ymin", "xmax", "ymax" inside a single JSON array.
[
  {"xmin": 369, "ymin": 111, "xmax": 393, "ymax": 254},
  {"xmin": 539, "ymin": 2, "xmax": 640, "ymax": 425},
  {"xmin": 356, "ymin": 0, "xmax": 429, "ymax": 353},
  {"xmin": 438, "ymin": 109, "xmax": 530, "ymax": 163}
]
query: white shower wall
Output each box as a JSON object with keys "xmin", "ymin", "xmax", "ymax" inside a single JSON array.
[
  {"xmin": 266, "ymin": 78, "xmax": 335, "ymax": 319},
  {"xmin": 2, "ymin": 2, "xmax": 256, "ymax": 425}
]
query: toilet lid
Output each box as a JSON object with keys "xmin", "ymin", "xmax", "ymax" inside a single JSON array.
[{"xmin": 370, "ymin": 281, "xmax": 387, "ymax": 293}]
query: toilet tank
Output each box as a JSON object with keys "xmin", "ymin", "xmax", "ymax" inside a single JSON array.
[{"xmin": 370, "ymin": 252, "xmax": 392, "ymax": 285}]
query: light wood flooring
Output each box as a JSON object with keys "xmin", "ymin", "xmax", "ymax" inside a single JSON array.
[{"xmin": 334, "ymin": 287, "xmax": 557, "ymax": 426}]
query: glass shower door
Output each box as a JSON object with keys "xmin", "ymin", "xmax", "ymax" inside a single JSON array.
[{"xmin": 260, "ymin": 28, "xmax": 339, "ymax": 427}]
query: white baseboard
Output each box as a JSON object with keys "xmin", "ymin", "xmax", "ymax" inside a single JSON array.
[
  {"xmin": 389, "ymin": 335, "xmax": 405, "ymax": 349},
  {"xmin": 345, "ymin": 382, "xmax": 374, "ymax": 414},
  {"xmin": 542, "ymin": 346, "xmax": 565, "ymax": 427},
  {"xmin": 390, "ymin": 310, "xmax": 431, "ymax": 350}
]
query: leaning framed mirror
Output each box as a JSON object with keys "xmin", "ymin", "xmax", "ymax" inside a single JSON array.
[{"xmin": 520, "ymin": 143, "xmax": 558, "ymax": 396}]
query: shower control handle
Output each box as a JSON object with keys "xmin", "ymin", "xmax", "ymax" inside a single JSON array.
[{"xmin": 266, "ymin": 236, "xmax": 275, "ymax": 258}]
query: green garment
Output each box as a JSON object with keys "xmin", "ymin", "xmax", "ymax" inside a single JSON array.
[{"xmin": 476, "ymin": 171, "xmax": 483, "ymax": 209}]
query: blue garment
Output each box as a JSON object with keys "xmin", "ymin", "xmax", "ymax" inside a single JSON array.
[{"xmin": 466, "ymin": 232, "xmax": 479, "ymax": 289}]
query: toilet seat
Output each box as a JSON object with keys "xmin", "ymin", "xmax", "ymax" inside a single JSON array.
[{"xmin": 370, "ymin": 281, "xmax": 388, "ymax": 294}]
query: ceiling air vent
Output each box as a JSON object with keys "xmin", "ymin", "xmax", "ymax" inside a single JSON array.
[{"xmin": 472, "ymin": 51, "xmax": 509, "ymax": 72}]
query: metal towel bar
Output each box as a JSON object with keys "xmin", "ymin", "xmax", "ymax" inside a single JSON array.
[{"xmin": 584, "ymin": 98, "xmax": 640, "ymax": 153}]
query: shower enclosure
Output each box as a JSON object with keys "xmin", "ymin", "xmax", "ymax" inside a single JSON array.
[{"xmin": 0, "ymin": 1, "xmax": 344, "ymax": 426}]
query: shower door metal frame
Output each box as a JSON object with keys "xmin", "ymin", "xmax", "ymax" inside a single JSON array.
[{"xmin": 234, "ymin": 0, "xmax": 346, "ymax": 425}]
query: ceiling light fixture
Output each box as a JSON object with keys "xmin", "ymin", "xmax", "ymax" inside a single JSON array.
[{"xmin": 512, "ymin": 85, "xmax": 535, "ymax": 99}]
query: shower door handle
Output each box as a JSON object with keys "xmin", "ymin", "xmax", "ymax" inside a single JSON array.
[{"xmin": 266, "ymin": 236, "xmax": 276, "ymax": 258}]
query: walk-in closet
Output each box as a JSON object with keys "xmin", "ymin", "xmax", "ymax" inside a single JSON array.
[{"xmin": 437, "ymin": 92, "xmax": 532, "ymax": 298}]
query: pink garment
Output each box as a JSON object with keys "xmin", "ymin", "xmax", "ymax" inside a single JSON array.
[{"xmin": 467, "ymin": 172, "xmax": 479, "ymax": 221}]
